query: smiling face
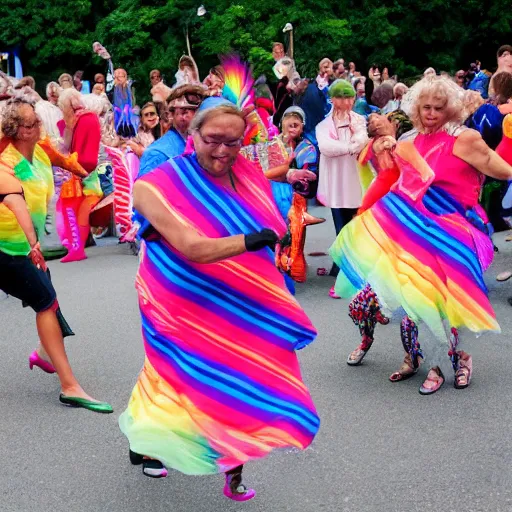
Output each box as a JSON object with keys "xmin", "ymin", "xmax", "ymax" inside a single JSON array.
[
  {"xmin": 141, "ymin": 105, "xmax": 159, "ymax": 130},
  {"xmin": 193, "ymin": 113, "xmax": 245, "ymax": 177},
  {"xmin": 418, "ymin": 94, "xmax": 449, "ymax": 132}
]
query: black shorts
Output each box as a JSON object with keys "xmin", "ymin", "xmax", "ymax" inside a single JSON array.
[{"xmin": 0, "ymin": 250, "xmax": 56, "ymax": 313}]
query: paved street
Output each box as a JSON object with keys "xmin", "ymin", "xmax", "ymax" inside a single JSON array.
[{"xmin": 2, "ymin": 206, "xmax": 512, "ymax": 512}]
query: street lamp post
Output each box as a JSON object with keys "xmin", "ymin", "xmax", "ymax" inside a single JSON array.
[{"xmin": 185, "ymin": 5, "xmax": 207, "ymax": 57}]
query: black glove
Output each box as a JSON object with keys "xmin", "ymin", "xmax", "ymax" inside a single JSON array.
[{"xmin": 245, "ymin": 229, "xmax": 278, "ymax": 252}]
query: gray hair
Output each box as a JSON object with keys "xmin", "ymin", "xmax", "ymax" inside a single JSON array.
[
  {"xmin": 189, "ymin": 103, "xmax": 245, "ymax": 133},
  {"xmin": 58, "ymin": 87, "xmax": 84, "ymax": 111},
  {"xmin": 1, "ymin": 98, "xmax": 37, "ymax": 139}
]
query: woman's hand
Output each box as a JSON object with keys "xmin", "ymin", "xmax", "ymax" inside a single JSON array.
[
  {"xmin": 245, "ymin": 229, "xmax": 279, "ymax": 251},
  {"xmin": 29, "ymin": 242, "xmax": 47, "ymax": 271},
  {"xmin": 126, "ymin": 140, "xmax": 144, "ymax": 157},
  {"xmin": 373, "ymin": 135, "xmax": 397, "ymax": 154}
]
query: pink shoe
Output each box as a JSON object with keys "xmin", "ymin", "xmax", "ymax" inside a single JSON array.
[
  {"xmin": 60, "ymin": 250, "xmax": 87, "ymax": 263},
  {"xmin": 29, "ymin": 350, "xmax": 56, "ymax": 374},
  {"xmin": 223, "ymin": 474, "xmax": 256, "ymax": 502},
  {"xmin": 329, "ymin": 286, "xmax": 341, "ymax": 299}
]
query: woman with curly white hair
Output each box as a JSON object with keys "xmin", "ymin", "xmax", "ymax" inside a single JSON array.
[{"xmin": 331, "ymin": 75, "xmax": 512, "ymax": 395}]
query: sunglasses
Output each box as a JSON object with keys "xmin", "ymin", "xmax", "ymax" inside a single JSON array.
[
  {"xmin": 143, "ymin": 111, "xmax": 158, "ymax": 118},
  {"xmin": 184, "ymin": 93, "xmax": 202, "ymax": 105}
]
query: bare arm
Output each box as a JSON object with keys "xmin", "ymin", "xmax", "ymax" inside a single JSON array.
[
  {"xmin": 453, "ymin": 129, "xmax": 512, "ymax": 180},
  {"xmin": 2, "ymin": 194, "xmax": 38, "ymax": 247},
  {"xmin": 264, "ymin": 162, "xmax": 290, "ymax": 181},
  {"xmin": 133, "ymin": 180, "xmax": 247, "ymax": 264}
]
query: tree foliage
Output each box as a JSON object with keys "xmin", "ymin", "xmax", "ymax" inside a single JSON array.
[{"xmin": 1, "ymin": 0, "xmax": 511, "ymax": 98}]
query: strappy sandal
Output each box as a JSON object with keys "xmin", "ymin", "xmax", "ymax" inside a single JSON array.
[
  {"xmin": 347, "ymin": 336, "xmax": 373, "ymax": 366},
  {"xmin": 454, "ymin": 353, "xmax": 473, "ymax": 389},
  {"xmin": 389, "ymin": 353, "xmax": 418, "ymax": 382},
  {"xmin": 419, "ymin": 366, "xmax": 445, "ymax": 395}
]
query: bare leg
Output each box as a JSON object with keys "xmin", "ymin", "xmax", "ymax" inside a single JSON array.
[
  {"xmin": 36, "ymin": 308, "xmax": 100, "ymax": 401},
  {"xmin": 36, "ymin": 342, "xmax": 50, "ymax": 362}
]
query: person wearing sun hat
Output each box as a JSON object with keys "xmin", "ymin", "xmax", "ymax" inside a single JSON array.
[{"xmin": 316, "ymin": 79, "xmax": 368, "ymax": 291}]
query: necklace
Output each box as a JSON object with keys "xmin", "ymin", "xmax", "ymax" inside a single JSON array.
[{"xmin": 228, "ymin": 168, "xmax": 237, "ymax": 191}]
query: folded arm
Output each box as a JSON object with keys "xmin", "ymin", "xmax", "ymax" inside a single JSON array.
[{"xmin": 133, "ymin": 180, "xmax": 247, "ymax": 264}]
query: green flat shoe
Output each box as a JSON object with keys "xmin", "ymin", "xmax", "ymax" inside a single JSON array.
[{"xmin": 59, "ymin": 394, "xmax": 113, "ymax": 414}]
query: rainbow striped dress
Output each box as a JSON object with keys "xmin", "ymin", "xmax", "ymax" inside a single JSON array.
[
  {"xmin": 119, "ymin": 153, "xmax": 319, "ymax": 475},
  {"xmin": 330, "ymin": 132, "xmax": 500, "ymax": 342}
]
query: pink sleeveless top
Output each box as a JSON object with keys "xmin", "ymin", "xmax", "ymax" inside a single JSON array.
[{"xmin": 414, "ymin": 131, "xmax": 484, "ymax": 209}]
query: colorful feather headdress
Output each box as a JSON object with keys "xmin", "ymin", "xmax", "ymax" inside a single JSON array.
[{"xmin": 220, "ymin": 55, "xmax": 255, "ymax": 109}]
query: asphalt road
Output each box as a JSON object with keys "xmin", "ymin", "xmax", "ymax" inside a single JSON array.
[{"xmin": 1, "ymin": 206, "xmax": 512, "ymax": 512}]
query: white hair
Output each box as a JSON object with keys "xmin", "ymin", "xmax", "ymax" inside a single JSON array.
[
  {"xmin": 57, "ymin": 87, "xmax": 84, "ymax": 111},
  {"xmin": 401, "ymin": 75, "xmax": 465, "ymax": 132}
]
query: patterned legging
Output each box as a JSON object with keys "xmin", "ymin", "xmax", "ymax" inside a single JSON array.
[{"xmin": 348, "ymin": 284, "xmax": 461, "ymax": 372}]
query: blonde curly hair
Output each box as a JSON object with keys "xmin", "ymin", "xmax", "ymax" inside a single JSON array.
[{"xmin": 401, "ymin": 75, "xmax": 465, "ymax": 132}]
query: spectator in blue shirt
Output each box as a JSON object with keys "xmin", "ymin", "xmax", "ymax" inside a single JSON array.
[{"xmin": 138, "ymin": 84, "xmax": 205, "ymax": 178}]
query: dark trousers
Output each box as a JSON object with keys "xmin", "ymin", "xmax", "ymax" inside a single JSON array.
[{"xmin": 330, "ymin": 208, "xmax": 358, "ymax": 276}]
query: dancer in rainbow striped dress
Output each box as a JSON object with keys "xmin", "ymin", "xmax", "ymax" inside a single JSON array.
[
  {"xmin": 331, "ymin": 76, "xmax": 512, "ymax": 395},
  {"xmin": 119, "ymin": 102, "xmax": 319, "ymax": 500}
]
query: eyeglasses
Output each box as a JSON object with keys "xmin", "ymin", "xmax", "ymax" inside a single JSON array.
[
  {"xmin": 20, "ymin": 119, "xmax": 41, "ymax": 130},
  {"xmin": 197, "ymin": 131, "xmax": 242, "ymax": 149},
  {"xmin": 143, "ymin": 111, "xmax": 158, "ymax": 118}
]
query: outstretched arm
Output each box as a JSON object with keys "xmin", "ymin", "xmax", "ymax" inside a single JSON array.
[{"xmin": 454, "ymin": 128, "xmax": 512, "ymax": 180}]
